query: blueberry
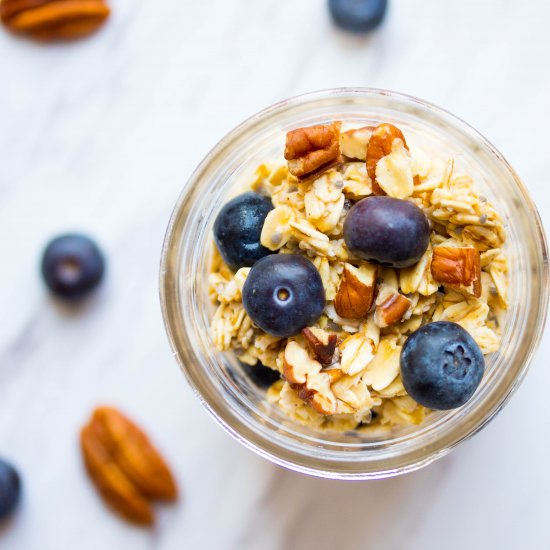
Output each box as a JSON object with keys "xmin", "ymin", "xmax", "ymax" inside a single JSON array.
[
  {"xmin": 0, "ymin": 459, "xmax": 21, "ymax": 521},
  {"xmin": 241, "ymin": 361, "xmax": 281, "ymax": 388},
  {"xmin": 242, "ymin": 254, "xmax": 325, "ymax": 338},
  {"xmin": 214, "ymin": 192, "xmax": 274, "ymax": 271},
  {"xmin": 400, "ymin": 321, "xmax": 485, "ymax": 410},
  {"xmin": 41, "ymin": 234, "xmax": 105, "ymax": 301},
  {"xmin": 329, "ymin": 0, "xmax": 388, "ymax": 33},
  {"xmin": 343, "ymin": 196, "xmax": 430, "ymax": 268}
]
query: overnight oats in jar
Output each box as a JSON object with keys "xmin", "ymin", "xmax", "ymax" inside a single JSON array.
[
  {"xmin": 161, "ymin": 89, "xmax": 548, "ymax": 478},
  {"xmin": 209, "ymin": 120, "xmax": 508, "ymax": 433}
]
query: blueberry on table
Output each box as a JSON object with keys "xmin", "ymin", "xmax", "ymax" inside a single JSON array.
[
  {"xmin": 241, "ymin": 361, "xmax": 281, "ymax": 388},
  {"xmin": 343, "ymin": 196, "xmax": 430, "ymax": 268},
  {"xmin": 0, "ymin": 458, "xmax": 21, "ymax": 520},
  {"xmin": 329, "ymin": 0, "xmax": 388, "ymax": 33},
  {"xmin": 214, "ymin": 192, "xmax": 274, "ymax": 272},
  {"xmin": 41, "ymin": 234, "xmax": 105, "ymax": 301},
  {"xmin": 400, "ymin": 321, "xmax": 485, "ymax": 410},
  {"xmin": 242, "ymin": 254, "xmax": 325, "ymax": 338}
]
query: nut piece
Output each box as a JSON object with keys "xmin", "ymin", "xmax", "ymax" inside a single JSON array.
[
  {"xmin": 80, "ymin": 407, "xmax": 178, "ymax": 526},
  {"xmin": 334, "ymin": 263, "xmax": 377, "ymax": 319},
  {"xmin": 340, "ymin": 126, "xmax": 373, "ymax": 160},
  {"xmin": 283, "ymin": 341, "xmax": 336, "ymax": 415},
  {"xmin": 366, "ymin": 123, "xmax": 408, "ymax": 195},
  {"xmin": 374, "ymin": 290, "xmax": 412, "ymax": 328},
  {"xmin": 0, "ymin": 0, "xmax": 110, "ymax": 40},
  {"xmin": 302, "ymin": 327, "xmax": 337, "ymax": 366},
  {"xmin": 431, "ymin": 246, "xmax": 482, "ymax": 297},
  {"xmin": 325, "ymin": 368, "xmax": 343, "ymax": 384},
  {"xmin": 93, "ymin": 407, "xmax": 178, "ymax": 501},
  {"xmin": 284, "ymin": 122, "xmax": 342, "ymax": 179},
  {"xmin": 81, "ymin": 420, "xmax": 154, "ymax": 525},
  {"xmin": 282, "ymin": 340, "xmax": 320, "ymax": 384}
]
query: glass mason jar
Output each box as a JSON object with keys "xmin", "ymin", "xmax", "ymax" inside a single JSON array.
[{"xmin": 160, "ymin": 88, "xmax": 548, "ymax": 479}]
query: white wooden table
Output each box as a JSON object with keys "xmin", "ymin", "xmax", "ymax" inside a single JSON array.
[{"xmin": 1, "ymin": 1, "xmax": 549, "ymax": 548}]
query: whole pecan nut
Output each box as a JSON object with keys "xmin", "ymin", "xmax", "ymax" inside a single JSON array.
[
  {"xmin": 93, "ymin": 407, "xmax": 178, "ymax": 501},
  {"xmin": 80, "ymin": 406, "xmax": 177, "ymax": 525},
  {"xmin": 81, "ymin": 420, "xmax": 154, "ymax": 525},
  {"xmin": 0, "ymin": 0, "xmax": 110, "ymax": 40}
]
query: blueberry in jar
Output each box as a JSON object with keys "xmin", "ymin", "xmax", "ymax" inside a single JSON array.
[
  {"xmin": 41, "ymin": 234, "xmax": 105, "ymax": 301},
  {"xmin": 242, "ymin": 254, "xmax": 325, "ymax": 338},
  {"xmin": 343, "ymin": 196, "xmax": 430, "ymax": 268},
  {"xmin": 213, "ymin": 192, "xmax": 274, "ymax": 271},
  {"xmin": 400, "ymin": 321, "xmax": 485, "ymax": 410},
  {"xmin": 329, "ymin": 0, "xmax": 388, "ymax": 33},
  {"xmin": 0, "ymin": 458, "xmax": 21, "ymax": 520},
  {"xmin": 241, "ymin": 361, "xmax": 281, "ymax": 388}
]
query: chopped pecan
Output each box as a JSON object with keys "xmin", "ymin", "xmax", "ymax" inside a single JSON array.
[
  {"xmin": 283, "ymin": 341, "xmax": 336, "ymax": 415},
  {"xmin": 334, "ymin": 263, "xmax": 377, "ymax": 319},
  {"xmin": 0, "ymin": 0, "xmax": 110, "ymax": 40},
  {"xmin": 282, "ymin": 341, "xmax": 319, "ymax": 384},
  {"xmin": 325, "ymin": 367, "xmax": 343, "ymax": 384},
  {"xmin": 302, "ymin": 327, "xmax": 337, "ymax": 366},
  {"xmin": 374, "ymin": 291, "xmax": 412, "ymax": 328},
  {"xmin": 431, "ymin": 246, "xmax": 482, "ymax": 297},
  {"xmin": 289, "ymin": 382, "xmax": 317, "ymax": 405},
  {"xmin": 80, "ymin": 407, "xmax": 177, "ymax": 525},
  {"xmin": 366, "ymin": 123, "xmax": 409, "ymax": 195},
  {"xmin": 284, "ymin": 122, "xmax": 342, "ymax": 179}
]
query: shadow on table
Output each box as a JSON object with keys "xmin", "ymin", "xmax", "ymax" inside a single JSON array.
[{"xmin": 249, "ymin": 455, "xmax": 450, "ymax": 550}]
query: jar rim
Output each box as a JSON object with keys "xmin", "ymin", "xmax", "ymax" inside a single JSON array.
[{"xmin": 160, "ymin": 88, "xmax": 549, "ymax": 479}]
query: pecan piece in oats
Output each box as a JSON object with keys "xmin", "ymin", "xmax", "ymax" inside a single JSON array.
[
  {"xmin": 334, "ymin": 263, "xmax": 377, "ymax": 319},
  {"xmin": 431, "ymin": 246, "xmax": 482, "ymax": 297},
  {"xmin": 302, "ymin": 327, "xmax": 337, "ymax": 366},
  {"xmin": 366, "ymin": 123, "xmax": 409, "ymax": 195},
  {"xmin": 284, "ymin": 122, "xmax": 342, "ymax": 179},
  {"xmin": 283, "ymin": 341, "xmax": 337, "ymax": 415},
  {"xmin": 0, "ymin": 0, "xmax": 110, "ymax": 40},
  {"xmin": 374, "ymin": 291, "xmax": 412, "ymax": 328}
]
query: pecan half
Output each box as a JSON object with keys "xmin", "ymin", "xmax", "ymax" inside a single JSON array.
[
  {"xmin": 431, "ymin": 246, "xmax": 482, "ymax": 297},
  {"xmin": 284, "ymin": 122, "xmax": 342, "ymax": 179},
  {"xmin": 334, "ymin": 263, "xmax": 377, "ymax": 319},
  {"xmin": 93, "ymin": 407, "xmax": 177, "ymax": 501},
  {"xmin": 80, "ymin": 406, "xmax": 177, "ymax": 525},
  {"xmin": 366, "ymin": 123, "xmax": 409, "ymax": 195},
  {"xmin": 302, "ymin": 327, "xmax": 337, "ymax": 366},
  {"xmin": 81, "ymin": 421, "xmax": 154, "ymax": 525},
  {"xmin": 0, "ymin": 0, "xmax": 110, "ymax": 40},
  {"xmin": 283, "ymin": 341, "xmax": 337, "ymax": 415}
]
